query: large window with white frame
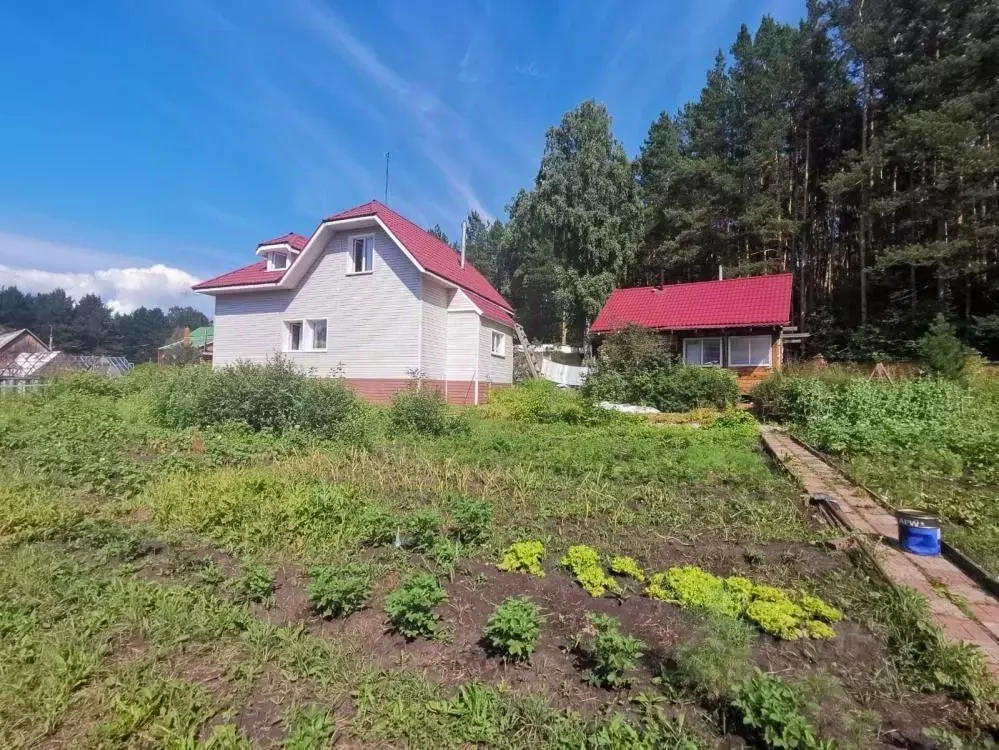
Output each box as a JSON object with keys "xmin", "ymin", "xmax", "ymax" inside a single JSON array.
[
  {"xmin": 284, "ymin": 319, "xmax": 327, "ymax": 352},
  {"xmin": 728, "ymin": 335, "xmax": 772, "ymax": 367},
  {"xmin": 349, "ymin": 234, "xmax": 373, "ymax": 274},
  {"xmin": 682, "ymin": 337, "xmax": 722, "ymax": 366},
  {"xmin": 490, "ymin": 330, "xmax": 505, "ymax": 357}
]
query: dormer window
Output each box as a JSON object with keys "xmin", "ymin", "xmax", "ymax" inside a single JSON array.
[{"xmin": 268, "ymin": 252, "xmax": 288, "ymax": 271}]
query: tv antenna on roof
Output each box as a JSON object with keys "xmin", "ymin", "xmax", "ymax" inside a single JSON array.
[{"xmin": 384, "ymin": 152, "xmax": 390, "ymax": 204}]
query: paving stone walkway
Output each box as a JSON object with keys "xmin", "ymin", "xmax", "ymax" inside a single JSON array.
[{"xmin": 761, "ymin": 426, "xmax": 999, "ymax": 679}]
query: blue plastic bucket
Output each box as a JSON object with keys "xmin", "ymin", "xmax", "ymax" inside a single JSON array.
[{"xmin": 896, "ymin": 509, "xmax": 941, "ymax": 556}]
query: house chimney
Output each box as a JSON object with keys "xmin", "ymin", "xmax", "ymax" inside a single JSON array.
[
  {"xmin": 718, "ymin": 265, "xmax": 724, "ymax": 281},
  {"xmin": 460, "ymin": 220, "xmax": 467, "ymax": 267}
]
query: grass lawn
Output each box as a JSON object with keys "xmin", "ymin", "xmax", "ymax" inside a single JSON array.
[{"xmin": 0, "ymin": 370, "xmax": 995, "ymax": 748}]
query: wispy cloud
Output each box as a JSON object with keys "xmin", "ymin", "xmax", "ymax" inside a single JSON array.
[
  {"xmin": 283, "ymin": 0, "xmax": 507, "ymax": 219},
  {"xmin": 515, "ymin": 62, "xmax": 547, "ymax": 79},
  {"xmin": 458, "ymin": 45, "xmax": 479, "ymax": 83}
]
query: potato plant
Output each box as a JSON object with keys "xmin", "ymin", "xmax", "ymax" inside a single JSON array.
[{"xmin": 483, "ymin": 596, "xmax": 543, "ymax": 661}]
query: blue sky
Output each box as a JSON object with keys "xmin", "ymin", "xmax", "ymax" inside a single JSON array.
[{"xmin": 0, "ymin": 0, "xmax": 805, "ymax": 313}]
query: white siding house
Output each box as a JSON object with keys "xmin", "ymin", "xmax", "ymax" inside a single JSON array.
[{"xmin": 194, "ymin": 201, "xmax": 516, "ymax": 404}]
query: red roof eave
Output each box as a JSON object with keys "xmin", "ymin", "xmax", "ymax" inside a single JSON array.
[{"xmin": 192, "ymin": 261, "xmax": 285, "ymax": 290}]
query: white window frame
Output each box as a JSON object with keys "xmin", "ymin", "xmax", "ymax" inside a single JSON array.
[
  {"xmin": 347, "ymin": 233, "xmax": 374, "ymax": 275},
  {"xmin": 490, "ymin": 330, "xmax": 506, "ymax": 357},
  {"xmin": 285, "ymin": 320, "xmax": 304, "ymax": 352},
  {"xmin": 728, "ymin": 335, "xmax": 772, "ymax": 368},
  {"xmin": 682, "ymin": 337, "xmax": 723, "ymax": 367},
  {"xmin": 284, "ymin": 319, "xmax": 328, "ymax": 352},
  {"xmin": 307, "ymin": 319, "xmax": 327, "ymax": 351},
  {"xmin": 268, "ymin": 252, "xmax": 288, "ymax": 271}
]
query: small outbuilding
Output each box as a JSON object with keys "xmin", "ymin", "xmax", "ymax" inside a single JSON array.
[{"xmin": 588, "ymin": 273, "xmax": 794, "ymax": 392}]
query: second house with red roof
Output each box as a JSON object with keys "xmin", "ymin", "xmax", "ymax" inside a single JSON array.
[
  {"xmin": 194, "ymin": 200, "xmax": 514, "ymax": 405},
  {"xmin": 589, "ymin": 273, "xmax": 794, "ymax": 393}
]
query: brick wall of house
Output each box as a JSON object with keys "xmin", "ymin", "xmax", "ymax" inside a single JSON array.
[{"xmin": 344, "ymin": 378, "xmax": 511, "ymax": 405}]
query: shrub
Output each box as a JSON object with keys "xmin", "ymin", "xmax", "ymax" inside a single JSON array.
[
  {"xmin": 561, "ymin": 545, "xmax": 620, "ymax": 597},
  {"xmin": 48, "ymin": 371, "xmax": 122, "ymax": 398},
  {"xmin": 608, "ymin": 555, "xmax": 645, "ymax": 583},
  {"xmin": 483, "ymin": 380, "xmax": 612, "ymax": 425},
  {"xmin": 483, "ymin": 596, "xmax": 543, "ymax": 661},
  {"xmin": 238, "ymin": 560, "xmax": 275, "ymax": 603},
  {"xmin": 732, "ymin": 672, "xmax": 832, "ymax": 750},
  {"xmin": 451, "ymin": 498, "xmax": 492, "ymax": 545},
  {"xmin": 306, "ymin": 563, "xmax": 373, "ymax": 618},
  {"xmin": 497, "ymin": 541, "xmax": 545, "ymax": 577},
  {"xmin": 384, "ymin": 574, "xmax": 448, "ymax": 639},
  {"xmin": 204, "ymin": 357, "xmax": 307, "ymax": 431},
  {"xmin": 390, "ymin": 387, "xmax": 467, "ymax": 436},
  {"xmin": 405, "ymin": 509, "xmax": 441, "ymax": 551},
  {"xmin": 576, "ymin": 613, "xmax": 645, "ymax": 688},
  {"xmin": 596, "ymin": 325, "xmax": 674, "ymax": 379},
  {"xmin": 150, "ymin": 357, "xmax": 365, "ymax": 439},
  {"xmin": 918, "ymin": 314, "xmax": 968, "ymax": 379},
  {"xmin": 649, "ymin": 365, "xmax": 740, "ymax": 412},
  {"xmin": 584, "ymin": 358, "xmax": 739, "ymax": 412},
  {"xmin": 296, "ymin": 377, "xmax": 368, "ymax": 440},
  {"xmin": 671, "ymin": 613, "xmax": 756, "ymax": 703}
]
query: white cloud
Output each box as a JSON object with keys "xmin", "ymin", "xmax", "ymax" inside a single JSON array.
[{"xmin": 0, "ymin": 264, "xmax": 208, "ymax": 315}]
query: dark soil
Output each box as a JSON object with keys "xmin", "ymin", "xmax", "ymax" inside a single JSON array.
[{"xmin": 117, "ymin": 530, "xmax": 976, "ymax": 747}]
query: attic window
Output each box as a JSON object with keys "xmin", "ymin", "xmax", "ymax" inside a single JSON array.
[
  {"xmin": 270, "ymin": 252, "xmax": 288, "ymax": 271},
  {"xmin": 349, "ymin": 235, "xmax": 373, "ymax": 274}
]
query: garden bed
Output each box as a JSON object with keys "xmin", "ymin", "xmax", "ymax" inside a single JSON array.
[{"xmin": 0, "ymin": 367, "xmax": 994, "ymax": 748}]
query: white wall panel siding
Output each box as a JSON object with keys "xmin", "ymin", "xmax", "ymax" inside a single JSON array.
[
  {"xmin": 445, "ymin": 311, "xmax": 479, "ymax": 382},
  {"xmin": 213, "ymin": 291, "xmax": 292, "ymax": 368},
  {"xmin": 448, "ymin": 289, "xmax": 478, "ymax": 312},
  {"xmin": 213, "ymin": 227, "xmax": 422, "ymax": 378},
  {"xmin": 420, "ymin": 278, "xmax": 448, "ymax": 380},
  {"xmin": 479, "ymin": 319, "xmax": 514, "ymax": 384}
]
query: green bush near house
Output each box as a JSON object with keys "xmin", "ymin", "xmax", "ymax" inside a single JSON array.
[
  {"xmin": 583, "ymin": 326, "xmax": 739, "ymax": 411},
  {"xmin": 483, "ymin": 379, "xmax": 615, "ymax": 425},
  {"xmin": 390, "ymin": 386, "xmax": 469, "ymax": 436},
  {"xmin": 150, "ymin": 357, "xmax": 366, "ymax": 440}
]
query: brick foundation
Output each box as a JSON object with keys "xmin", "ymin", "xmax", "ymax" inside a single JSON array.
[{"xmin": 343, "ymin": 379, "xmax": 510, "ymax": 405}]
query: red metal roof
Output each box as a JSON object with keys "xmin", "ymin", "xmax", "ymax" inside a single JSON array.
[
  {"xmin": 257, "ymin": 232, "xmax": 308, "ymax": 251},
  {"xmin": 589, "ymin": 273, "xmax": 793, "ymax": 333},
  {"xmin": 193, "ymin": 260, "xmax": 286, "ymax": 290},
  {"xmin": 195, "ymin": 201, "xmax": 513, "ymax": 319},
  {"xmin": 325, "ymin": 200, "xmax": 512, "ymax": 311}
]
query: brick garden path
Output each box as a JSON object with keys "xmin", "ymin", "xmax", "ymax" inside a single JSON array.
[{"xmin": 761, "ymin": 426, "xmax": 999, "ymax": 679}]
